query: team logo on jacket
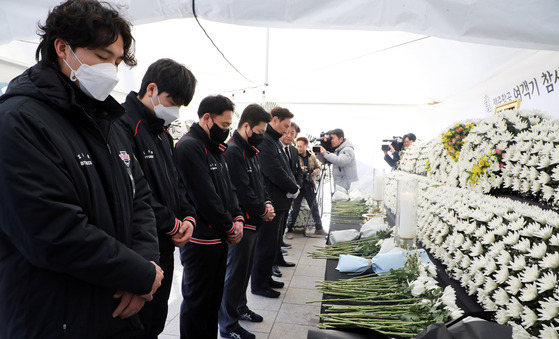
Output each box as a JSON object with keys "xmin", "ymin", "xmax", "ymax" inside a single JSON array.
[
  {"xmin": 209, "ymin": 162, "xmax": 218, "ymax": 171},
  {"xmin": 119, "ymin": 151, "xmax": 131, "ymax": 167},
  {"xmin": 143, "ymin": 149, "xmax": 155, "ymax": 160},
  {"xmin": 76, "ymin": 153, "xmax": 93, "ymax": 166}
]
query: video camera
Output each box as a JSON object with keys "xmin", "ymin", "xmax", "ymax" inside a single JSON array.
[
  {"xmin": 381, "ymin": 136, "xmax": 404, "ymax": 152},
  {"xmin": 312, "ymin": 132, "xmax": 335, "ymax": 153}
]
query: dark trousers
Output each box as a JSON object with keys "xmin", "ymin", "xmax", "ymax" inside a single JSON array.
[
  {"xmin": 218, "ymin": 229, "xmax": 257, "ymax": 332},
  {"xmin": 286, "ymin": 185, "xmax": 322, "ymax": 232},
  {"xmin": 180, "ymin": 242, "xmax": 228, "ymax": 339},
  {"xmin": 251, "ymin": 211, "xmax": 286, "ymax": 291},
  {"xmin": 134, "ymin": 247, "xmax": 174, "ymax": 339}
]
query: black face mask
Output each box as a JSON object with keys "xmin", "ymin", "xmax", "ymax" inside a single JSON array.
[
  {"xmin": 247, "ymin": 130, "xmax": 264, "ymax": 146},
  {"xmin": 208, "ymin": 120, "xmax": 230, "ymax": 143}
]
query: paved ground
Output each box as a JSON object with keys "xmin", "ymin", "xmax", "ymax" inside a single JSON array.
[{"xmin": 159, "ymin": 231, "xmax": 329, "ymax": 339}]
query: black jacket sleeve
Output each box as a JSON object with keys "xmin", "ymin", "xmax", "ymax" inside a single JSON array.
[
  {"xmin": 0, "ymin": 111, "xmax": 155, "ymax": 296},
  {"xmin": 128, "ymin": 157, "xmax": 160, "ymax": 263}
]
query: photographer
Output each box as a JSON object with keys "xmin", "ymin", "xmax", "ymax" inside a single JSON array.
[
  {"xmin": 286, "ymin": 137, "xmax": 327, "ymax": 236},
  {"xmin": 318, "ymin": 128, "xmax": 358, "ymax": 190},
  {"xmin": 383, "ymin": 133, "xmax": 416, "ymax": 169}
]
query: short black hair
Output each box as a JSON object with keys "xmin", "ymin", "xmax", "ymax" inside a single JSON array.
[
  {"xmin": 197, "ymin": 94, "xmax": 235, "ymax": 118},
  {"xmin": 237, "ymin": 104, "xmax": 271, "ymax": 129},
  {"xmin": 270, "ymin": 107, "xmax": 294, "ymax": 121},
  {"xmin": 328, "ymin": 128, "xmax": 344, "ymax": 139},
  {"xmin": 36, "ymin": 0, "xmax": 136, "ymax": 67},
  {"xmin": 290, "ymin": 122, "xmax": 300, "ymax": 133},
  {"xmin": 138, "ymin": 58, "xmax": 197, "ymax": 107},
  {"xmin": 404, "ymin": 133, "xmax": 417, "ymax": 141}
]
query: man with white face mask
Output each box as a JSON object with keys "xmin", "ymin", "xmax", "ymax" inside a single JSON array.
[
  {"xmin": 117, "ymin": 58, "xmax": 198, "ymax": 339},
  {"xmin": 115, "ymin": 59, "xmax": 196, "ymax": 339},
  {"xmin": 0, "ymin": 0, "xmax": 163, "ymax": 338}
]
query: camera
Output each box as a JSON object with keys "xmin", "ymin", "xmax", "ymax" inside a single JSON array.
[
  {"xmin": 316, "ymin": 132, "xmax": 335, "ymax": 153},
  {"xmin": 381, "ymin": 136, "xmax": 404, "ymax": 152},
  {"xmin": 312, "ymin": 145, "xmax": 321, "ymax": 153}
]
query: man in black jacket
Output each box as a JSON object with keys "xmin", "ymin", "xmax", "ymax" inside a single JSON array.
[
  {"xmin": 174, "ymin": 94, "xmax": 244, "ymax": 339},
  {"xmin": 0, "ymin": 1, "xmax": 163, "ymax": 338},
  {"xmin": 117, "ymin": 58, "xmax": 198, "ymax": 339},
  {"xmin": 218, "ymin": 104, "xmax": 275, "ymax": 339},
  {"xmin": 251, "ymin": 107, "xmax": 299, "ymax": 298}
]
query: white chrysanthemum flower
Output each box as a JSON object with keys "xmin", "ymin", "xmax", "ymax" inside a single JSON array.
[
  {"xmin": 520, "ymin": 265, "xmax": 540, "ymax": 283},
  {"xmin": 459, "ymin": 255, "xmax": 471, "ymax": 269},
  {"xmin": 470, "ymin": 242, "xmax": 484, "ymax": 257},
  {"xmin": 547, "ymin": 213, "xmax": 559, "ymax": 229},
  {"xmin": 503, "ymin": 232, "xmax": 520, "ymax": 245},
  {"xmin": 409, "ymin": 279, "xmax": 426, "ymax": 297},
  {"xmin": 497, "ymin": 250, "xmax": 512, "ymax": 265},
  {"xmin": 539, "ymin": 325, "xmax": 559, "ymax": 339},
  {"xmin": 487, "ymin": 216, "xmax": 503, "ymax": 229},
  {"xmin": 512, "ymin": 324, "xmax": 532, "ymax": 339},
  {"xmin": 484, "ymin": 277, "xmax": 497, "ymax": 293},
  {"xmin": 506, "ymin": 276, "xmax": 523, "ymax": 295},
  {"xmin": 537, "ymin": 271, "xmax": 557, "ymax": 293},
  {"xmin": 550, "ymin": 234, "xmax": 559, "ymax": 246},
  {"xmin": 511, "ymin": 177, "xmax": 522, "ymax": 191},
  {"xmin": 484, "ymin": 258, "xmax": 498, "ymax": 275},
  {"xmin": 531, "ymin": 181, "xmax": 542, "ymax": 194},
  {"xmin": 527, "ymin": 156, "xmax": 539, "ymax": 167},
  {"xmin": 519, "ymin": 283, "xmax": 539, "ymax": 302},
  {"xmin": 510, "ymin": 255, "xmax": 527, "ymax": 271},
  {"xmin": 488, "ymin": 242, "xmax": 505, "ymax": 258},
  {"xmin": 521, "ymin": 179, "xmax": 532, "ymax": 193},
  {"xmin": 494, "ymin": 288, "xmax": 510, "ymax": 306},
  {"xmin": 535, "ymin": 225, "xmax": 554, "ymax": 240},
  {"xmin": 520, "ymin": 222, "xmax": 542, "ymax": 238},
  {"xmin": 542, "ymin": 184, "xmax": 555, "ymax": 201},
  {"xmin": 473, "ymin": 272, "xmax": 486, "ymax": 286},
  {"xmin": 506, "ymin": 296, "xmax": 524, "ymax": 318},
  {"xmin": 508, "ymin": 217, "xmax": 525, "ymax": 231},
  {"xmin": 495, "ymin": 267, "xmax": 510, "ymax": 284},
  {"xmin": 540, "ymin": 252, "xmax": 559, "ymax": 270},
  {"xmin": 538, "ymin": 155, "xmax": 552, "ymax": 169},
  {"xmin": 473, "ymin": 225, "xmax": 487, "ymax": 237},
  {"xmin": 503, "ymin": 175, "xmax": 513, "ymax": 188},
  {"xmin": 441, "ymin": 285, "xmax": 457, "ymax": 308},
  {"xmin": 495, "ymin": 309, "xmax": 510, "ymax": 324},
  {"xmin": 513, "ymin": 238, "xmax": 532, "ymax": 253},
  {"xmin": 504, "ymin": 212, "xmax": 520, "ymax": 222},
  {"xmin": 529, "ymin": 242, "xmax": 547, "ymax": 259},
  {"xmin": 551, "ymin": 148, "xmax": 559, "ymax": 165},
  {"xmin": 538, "ymin": 296, "xmax": 559, "ymax": 321},
  {"xmin": 521, "ymin": 306, "xmax": 539, "ymax": 328},
  {"xmin": 481, "ymin": 231, "xmax": 495, "ymax": 245}
]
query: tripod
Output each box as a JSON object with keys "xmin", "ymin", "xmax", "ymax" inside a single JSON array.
[{"xmin": 301, "ymin": 163, "xmax": 332, "ymax": 237}]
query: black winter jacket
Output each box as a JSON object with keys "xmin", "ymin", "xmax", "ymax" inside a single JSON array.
[
  {"xmin": 174, "ymin": 123, "xmax": 243, "ymax": 244},
  {"xmin": 118, "ymin": 92, "xmax": 196, "ymax": 254},
  {"xmin": 259, "ymin": 125, "xmax": 299, "ymax": 211},
  {"xmin": 225, "ymin": 130, "xmax": 271, "ymax": 231},
  {"xmin": 0, "ymin": 64, "xmax": 158, "ymax": 338}
]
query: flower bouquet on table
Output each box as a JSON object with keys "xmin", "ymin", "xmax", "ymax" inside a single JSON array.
[{"xmin": 309, "ymin": 251, "xmax": 463, "ymax": 338}]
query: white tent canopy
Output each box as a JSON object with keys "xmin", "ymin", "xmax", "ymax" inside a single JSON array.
[{"xmin": 1, "ymin": 0, "xmax": 558, "ymax": 175}]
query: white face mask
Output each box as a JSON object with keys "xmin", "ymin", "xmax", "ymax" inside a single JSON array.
[
  {"xmin": 150, "ymin": 88, "xmax": 180, "ymax": 125},
  {"xmin": 63, "ymin": 44, "xmax": 119, "ymax": 101}
]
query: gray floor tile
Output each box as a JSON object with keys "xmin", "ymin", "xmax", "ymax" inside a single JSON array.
[
  {"xmin": 283, "ymin": 287, "xmax": 324, "ymax": 305},
  {"xmin": 268, "ymin": 322, "xmax": 317, "ymax": 339},
  {"xmin": 275, "ymin": 303, "xmax": 321, "ymax": 326}
]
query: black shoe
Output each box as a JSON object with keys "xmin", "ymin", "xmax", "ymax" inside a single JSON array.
[
  {"xmin": 281, "ymin": 241, "xmax": 292, "ymax": 249},
  {"xmin": 220, "ymin": 326, "xmax": 256, "ymax": 339},
  {"xmin": 277, "ymin": 260, "xmax": 295, "ymax": 267},
  {"xmin": 269, "ymin": 279, "xmax": 284, "ymax": 289},
  {"xmin": 281, "ymin": 248, "xmax": 288, "ymax": 255},
  {"xmin": 239, "ymin": 309, "xmax": 263, "ymax": 323},
  {"xmin": 272, "ymin": 265, "xmax": 282, "ymax": 277},
  {"xmin": 252, "ymin": 288, "xmax": 281, "ymax": 298}
]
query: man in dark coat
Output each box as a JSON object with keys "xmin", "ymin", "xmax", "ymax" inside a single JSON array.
[
  {"xmin": 218, "ymin": 104, "xmax": 275, "ymax": 339},
  {"xmin": 174, "ymin": 94, "xmax": 244, "ymax": 339},
  {"xmin": 251, "ymin": 107, "xmax": 299, "ymax": 298},
  {"xmin": 117, "ymin": 58, "xmax": 198, "ymax": 339},
  {"xmin": 0, "ymin": 1, "xmax": 163, "ymax": 338}
]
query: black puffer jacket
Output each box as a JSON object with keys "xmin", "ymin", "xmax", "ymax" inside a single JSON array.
[
  {"xmin": 118, "ymin": 92, "xmax": 196, "ymax": 254},
  {"xmin": 0, "ymin": 64, "xmax": 158, "ymax": 339},
  {"xmin": 258, "ymin": 125, "xmax": 299, "ymax": 211},
  {"xmin": 174, "ymin": 123, "xmax": 243, "ymax": 245},
  {"xmin": 225, "ymin": 130, "xmax": 271, "ymax": 231}
]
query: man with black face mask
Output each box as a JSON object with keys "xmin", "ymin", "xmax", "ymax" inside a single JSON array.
[
  {"xmin": 218, "ymin": 104, "xmax": 275, "ymax": 339},
  {"xmin": 174, "ymin": 95, "xmax": 244, "ymax": 339}
]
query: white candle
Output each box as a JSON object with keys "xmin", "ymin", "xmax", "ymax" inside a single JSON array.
[
  {"xmin": 373, "ymin": 173, "xmax": 384, "ymax": 200},
  {"xmin": 398, "ymin": 192, "xmax": 416, "ymax": 239}
]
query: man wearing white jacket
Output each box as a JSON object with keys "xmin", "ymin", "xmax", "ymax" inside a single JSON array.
[{"xmin": 318, "ymin": 128, "xmax": 358, "ymax": 190}]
